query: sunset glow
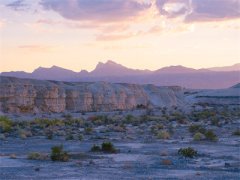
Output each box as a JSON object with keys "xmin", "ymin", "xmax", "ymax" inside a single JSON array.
[{"xmin": 0, "ymin": 0, "xmax": 239, "ymax": 72}]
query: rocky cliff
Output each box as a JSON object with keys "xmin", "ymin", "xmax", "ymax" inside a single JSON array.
[
  {"xmin": 0, "ymin": 76, "xmax": 185, "ymax": 114},
  {"xmin": 194, "ymin": 87, "xmax": 240, "ymax": 105}
]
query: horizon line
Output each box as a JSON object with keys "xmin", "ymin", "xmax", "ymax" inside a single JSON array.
[{"xmin": 1, "ymin": 60, "xmax": 239, "ymax": 73}]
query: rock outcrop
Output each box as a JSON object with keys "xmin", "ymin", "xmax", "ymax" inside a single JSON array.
[
  {"xmin": 0, "ymin": 76, "xmax": 185, "ymax": 114},
  {"xmin": 194, "ymin": 86, "xmax": 240, "ymax": 105},
  {"xmin": 184, "ymin": 83, "xmax": 240, "ymax": 106}
]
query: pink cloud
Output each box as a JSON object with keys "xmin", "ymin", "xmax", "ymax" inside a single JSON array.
[
  {"xmin": 18, "ymin": 45, "xmax": 53, "ymax": 52},
  {"xmin": 40, "ymin": 0, "xmax": 151, "ymax": 22}
]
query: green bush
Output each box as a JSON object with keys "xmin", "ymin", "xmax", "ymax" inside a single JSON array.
[
  {"xmin": 204, "ymin": 130, "xmax": 218, "ymax": 141},
  {"xmin": 211, "ymin": 118, "xmax": 220, "ymax": 126},
  {"xmin": 172, "ymin": 112, "xmax": 186, "ymax": 122},
  {"xmin": 157, "ymin": 130, "xmax": 170, "ymax": 139},
  {"xmin": 136, "ymin": 104, "xmax": 146, "ymax": 109},
  {"xmin": 193, "ymin": 132, "xmax": 205, "ymax": 141},
  {"xmin": 90, "ymin": 143, "xmax": 117, "ymax": 153},
  {"xmin": 188, "ymin": 124, "xmax": 206, "ymax": 134},
  {"xmin": 178, "ymin": 147, "xmax": 197, "ymax": 158},
  {"xmin": 125, "ymin": 115, "xmax": 134, "ymax": 124},
  {"xmin": 90, "ymin": 144, "xmax": 101, "ymax": 152},
  {"xmin": 84, "ymin": 127, "xmax": 93, "ymax": 135},
  {"xmin": 28, "ymin": 152, "xmax": 48, "ymax": 160},
  {"xmin": 78, "ymin": 134, "xmax": 83, "ymax": 141},
  {"xmin": 50, "ymin": 145, "xmax": 69, "ymax": 162},
  {"xmin": 62, "ymin": 113, "xmax": 72, "ymax": 120},
  {"xmin": 151, "ymin": 124, "xmax": 164, "ymax": 134},
  {"xmin": 192, "ymin": 110, "xmax": 216, "ymax": 121},
  {"xmin": 101, "ymin": 142, "xmax": 117, "ymax": 153},
  {"xmin": 65, "ymin": 134, "xmax": 74, "ymax": 140},
  {"xmin": 0, "ymin": 116, "xmax": 12, "ymax": 133}
]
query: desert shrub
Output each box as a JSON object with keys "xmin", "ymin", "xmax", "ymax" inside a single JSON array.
[
  {"xmin": 62, "ymin": 113, "xmax": 72, "ymax": 120},
  {"xmin": 0, "ymin": 116, "xmax": 12, "ymax": 133},
  {"xmin": 18, "ymin": 129, "xmax": 32, "ymax": 139},
  {"xmin": 49, "ymin": 119, "xmax": 63, "ymax": 126},
  {"xmin": 33, "ymin": 118, "xmax": 63, "ymax": 128},
  {"xmin": 50, "ymin": 145, "xmax": 69, "ymax": 162},
  {"xmin": 157, "ymin": 130, "xmax": 170, "ymax": 139},
  {"xmin": 132, "ymin": 118, "xmax": 143, "ymax": 126},
  {"xmin": 157, "ymin": 124, "xmax": 164, "ymax": 129},
  {"xmin": 120, "ymin": 123, "xmax": 126, "ymax": 129},
  {"xmin": 204, "ymin": 130, "xmax": 218, "ymax": 141},
  {"xmin": 162, "ymin": 114, "xmax": 169, "ymax": 120},
  {"xmin": 19, "ymin": 133, "xmax": 27, "ymax": 139},
  {"xmin": 188, "ymin": 124, "xmax": 206, "ymax": 134},
  {"xmin": 65, "ymin": 134, "xmax": 74, "ymax": 140},
  {"xmin": 151, "ymin": 126, "xmax": 157, "ymax": 135},
  {"xmin": 70, "ymin": 119, "xmax": 84, "ymax": 127},
  {"xmin": 64, "ymin": 118, "xmax": 83, "ymax": 126},
  {"xmin": 101, "ymin": 142, "xmax": 117, "ymax": 153},
  {"xmin": 28, "ymin": 152, "xmax": 48, "ymax": 160},
  {"xmin": 90, "ymin": 144, "xmax": 101, "ymax": 152},
  {"xmin": 125, "ymin": 115, "xmax": 134, "ymax": 124},
  {"xmin": 28, "ymin": 152, "xmax": 41, "ymax": 160},
  {"xmin": 78, "ymin": 134, "xmax": 83, "ymax": 141},
  {"xmin": 178, "ymin": 147, "xmax": 197, "ymax": 158},
  {"xmin": 136, "ymin": 104, "xmax": 146, "ymax": 109},
  {"xmin": 15, "ymin": 121, "xmax": 30, "ymax": 129},
  {"xmin": 151, "ymin": 124, "xmax": 164, "ymax": 134},
  {"xmin": 211, "ymin": 118, "xmax": 220, "ymax": 126},
  {"xmin": 90, "ymin": 142, "xmax": 118, "ymax": 153},
  {"xmin": 193, "ymin": 132, "xmax": 205, "ymax": 141},
  {"xmin": 88, "ymin": 115, "xmax": 110, "ymax": 125},
  {"xmin": 172, "ymin": 112, "xmax": 186, "ymax": 122},
  {"xmin": 192, "ymin": 110, "xmax": 216, "ymax": 121},
  {"xmin": 233, "ymin": 129, "xmax": 240, "ymax": 136},
  {"xmin": 84, "ymin": 127, "xmax": 93, "ymax": 135}
]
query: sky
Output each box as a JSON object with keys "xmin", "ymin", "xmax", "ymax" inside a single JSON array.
[{"xmin": 0, "ymin": 0, "xmax": 239, "ymax": 72}]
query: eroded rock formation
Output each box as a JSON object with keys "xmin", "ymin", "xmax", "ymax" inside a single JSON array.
[{"xmin": 0, "ymin": 76, "xmax": 185, "ymax": 113}]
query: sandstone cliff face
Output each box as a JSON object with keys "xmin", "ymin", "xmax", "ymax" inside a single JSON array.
[{"xmin": 0, "ymin": 76, "xmax": 184, "ymax": 113}]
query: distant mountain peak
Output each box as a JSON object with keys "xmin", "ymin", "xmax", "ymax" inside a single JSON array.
[
  {"xmin": 1, "ymin": 61, "xmax": 239, "ymax": 89},
  {"xmin": 33, "ymin": 65, "xmax": 75, "ymax": 73},
  {"xmin": 105, "ymin": 60, "xmax": 118, "ymax": 64},
  {"xmin": 156, "ymin": 65, "xmax": 197, "ymax": 74},
  {"xmin": 94, "ymin": 60, "xmax": 127, "ymax": 70},
  {"xmin": 96, "ymin": 60, "xmax": 122, "ymax": 68},
  {"xmin": 92, "ymin": 60, "xmax": 149, "ymax": 76},
  {"xmin": 169, "ymin": 65, "xmax": 192, "ymax": 69},
  {"xmin": 208, "ymin": 63, "xmax": 240, "ymax": 72},
  {"xmin": 51, "ymin": 65, "xmax": 61, "ymax": 69}
]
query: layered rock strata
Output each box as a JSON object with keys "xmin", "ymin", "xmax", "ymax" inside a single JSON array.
[{"xmin": 0, "ymin": 76, "xmax": 184, "ymax": 113}]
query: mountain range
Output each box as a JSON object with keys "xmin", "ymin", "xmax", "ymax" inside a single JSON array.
[{"xmin": 1, "ymin": 60, "xmax": 239, "ymax": 89}]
